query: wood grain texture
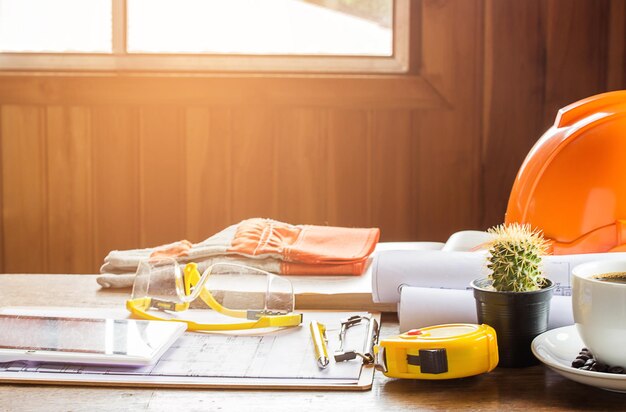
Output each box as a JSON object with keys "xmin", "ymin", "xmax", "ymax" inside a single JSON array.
[
  {"xmin": 607, "ymin": 0, "xmax": 626, "ymax": 90},
  {"xmin": 45, "ymin": 106, "xmax": 93, "ymax": 273},
  {"xmin": 274, "ymin": 108, "xmax": 328, "ymax": 225},
  {"xmin": 91, "ymin": 107, "xmax": 140, "ymax": 265},
  {"xmin": 327, "ymin": 109, "xmax": 371, "ymax": 227},
  {"xmin": 138, "ymin": 107, "xmax": 186, "ymax": 247},
  {"xmin": 1, "ymin": 366, "xmax": 625, "ymax": 412},
  {"xmin": 543, "ymin": 0, "xmax": 609, "ymax": 125},
  {"xmin": 0, "ymin": 0, "xmax": 624, "ymax": 273},
  {"xmin": 370, "ymin": 110, "xmax": 415, "ymax": 240},
  {"xmin": 1, "ymin": 106, "xmax": 48, "ymax": 272},
  {"xmin": 0, "ymin": 274, "xmax": 625, "ymax": 411},
  {"xmin": 230, "ymin": 108, "xmax": 277, "ymax": 222},
  {"xmin": 481, "ymin": 0, "xmax": 623, "ymax": 228},
  {"xmin": 416, "ymin": 0, "xmax": 483, "ymax": 239},
  {"xmin": 0, "ymin": 75, "xmax": 448, "ymax": 109},
  {"xmin": 0, "ymin": 108, "xmax": 2, "ymax": 272},
  {"xmin": 482, "ymin": 0, "xmax": 547, "ymax": 228},
  {"xmin": 184, "ymin": 107, "xmax": 233, "ymax": 242}
]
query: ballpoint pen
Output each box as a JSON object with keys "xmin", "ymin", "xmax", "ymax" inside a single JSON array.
[{"xmin": 309, "ymin": 320, "xmax": 329, "ymax": 369}]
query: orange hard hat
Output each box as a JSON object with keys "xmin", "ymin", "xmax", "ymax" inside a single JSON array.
[{"xmin": 505, "ymin": 90, "xmax": 626, "ymax": 254}]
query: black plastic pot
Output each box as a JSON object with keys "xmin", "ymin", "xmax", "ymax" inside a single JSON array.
[{"xmin": 471, "ymin": 278, "xmax": 554, "ymax": 368}]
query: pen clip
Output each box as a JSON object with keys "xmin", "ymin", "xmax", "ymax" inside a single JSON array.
[{"xmin": 333, "ymin": 315, "xmax": 379, "ymax": 364}]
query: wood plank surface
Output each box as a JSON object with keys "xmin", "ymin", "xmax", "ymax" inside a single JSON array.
[
  {"xmin": 184, "ymin": 107, "xmax": 233, "ymax": 241},
  {"xmin": 230, "ymin": 108, "xmax": 277, "ymax": 222},
  {"xmin": 0, "ymin": 274, "xmax": 625, "ymax": 411},
  {"xmin": 45, "ymin": 106, "xmax": 94, "ymax": 273},
  {"xmin": 0, "ymin": 75, "xmax": 448, "ymax": 109},
  {"xmin": 0, "ymin": 108, "xmax": 2, "ymax": 272},
  {"xmin": 607, "ymin": 0, "xmax": 626, "ymax": 90},
  {"xmin": 416, "ymin": 0, "xmax": 483, "ymax": 239},
  {"xmin": 0, "ymin": 0, "xmax": 624, "ymax": 273},
  {"xmin": 481, "ymin": 0, "xmax": 547, "ymax": 228},
  {"xmin": 138, "ymin": 108, "xmax": 186, "ymax": 247},
  {"xmin": 326, "ymin": 109, "xmax": 371, "ymax": 227},
  {"xmin": 91, "ymin": 107, "xmax": 140, "ymax": 265},
  {"xmin": 274, "ymin": 108, "xmax": 328, "ymax": 225},
  {"xmin": 1, "ymin": 106, "xmax": 47, "ymax": 272},
  {"xmin": 481, "ymin": 0, "xmax": 621, "ymax": 228},
  {"xmin": 543, "ymin": 0, "xmax": 609, "ymax": 125},
  {"xmin": 370, "ymin": 110, "xmax": 415, "ymax": 240},
  {"xmin": 1, "ymin": 366, "xmax": 624, "ymax": 412}
]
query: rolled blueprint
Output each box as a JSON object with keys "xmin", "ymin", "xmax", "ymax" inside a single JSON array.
[
  {"xmin": 398, "ymin": 286, "xmax": 574, "ymax": 333},
  {"xmin": 372, "ymin": 249, "xmax": 626, "ymax": 303}
]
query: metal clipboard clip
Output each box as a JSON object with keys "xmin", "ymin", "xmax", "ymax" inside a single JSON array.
[{"xmin": 333, "ymin": 315, "xmax": 379, "ymax": 364}]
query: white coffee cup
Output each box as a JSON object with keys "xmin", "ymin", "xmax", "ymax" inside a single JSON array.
[{"xmin": 572, "ymin": 260, "xmax": 626, "ymax": 367}]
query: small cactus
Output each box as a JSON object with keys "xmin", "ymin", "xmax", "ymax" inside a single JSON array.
[{"xmin": 486, "ymin": 223, "xmax": 549, "ymax": 292}]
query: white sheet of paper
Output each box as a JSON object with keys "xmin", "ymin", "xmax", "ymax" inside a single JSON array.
[
  {"xmin": 0, "ymin": 307, "xmax": 372, "ymax": 386},
  {"xmin": 398, "ymin": 286, "xmax": 574, "ymax": 333}
]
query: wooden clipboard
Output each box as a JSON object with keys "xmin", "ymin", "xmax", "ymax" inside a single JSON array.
[
  {"xmin": 0, "ymin": 364, "xmax": 377, "ymax": 391},
  {"xmin": 0, "ymin": 308, "xmax": 380, "ymax": 391}
]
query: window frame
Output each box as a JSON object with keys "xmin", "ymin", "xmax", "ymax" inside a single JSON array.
[{"xmin": 0, "ymin": 0, "xmax": 409, "ymax": 74}]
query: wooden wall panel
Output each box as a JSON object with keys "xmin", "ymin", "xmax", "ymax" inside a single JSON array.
[
  {"xmin": 370, "ymin": 110, "xmax": 415, "ymax": 240},
  {"xmin": 0, "ymin": 0, "xmax": 624, "ymax": 273},
  {"xmin": 481, "ymin": 0, "xmax": 624, "ymax": 228},
  {"xmin": 1, "ymin": 106, "xmax": 47, "ymax": 272},
  {"xmin": 91, "ymin": 107, "xmax": 140, "ymax": 267},
  {"xmin": 46, "ymin": 106, "xmax": 93, "ymax": 272},
  {"xmin": 482, "ymin": 0, "xmax": 549, "ymax": 228},
  {"xmin": 0, "ymin": 108, "xmax": 3, "ymax": 271},
  {"xmin": 416, "ymin": 0, "xmax": 483, "ymax": 239},
  {"xmin": 138, "ymin": 108, "xmax": 186, "ymax": 247},
  {"xmin": 274, "ymin": 108, "xmax": 328, "ymax": 226},
  {"xmin": 326, "ymin": 110, "xmax": 370, "ymax": 227},
  {"xmin": 185, "ymin": 108, "xmax": 233, "ymax": 242},
  {"xmin": 607, "ymin": 0, "xmax": 625, "ymax": 90},
  {"xmin": 543, "ymin": 0, "xmax": 609, "ymax": 125},
  {"xmin": 230, "ymin": 109, "xmax": 277, "ymax": 222}
]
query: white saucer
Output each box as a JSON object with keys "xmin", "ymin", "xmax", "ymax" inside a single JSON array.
[{"xmin": 532, "ymin": 325, "xmax": 626, "ymax": 393}]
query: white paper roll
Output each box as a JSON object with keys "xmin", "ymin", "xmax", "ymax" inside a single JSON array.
[
  {"xmin": 373, "ymin": 249, "xmax": 626, "ymax": 303},
  {"xmin": 398, "ymin": 286, "xmax": 574, "ymax": 333}
]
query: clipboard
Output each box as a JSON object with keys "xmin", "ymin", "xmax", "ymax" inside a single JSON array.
[{"xmin": 0, "ymin": 307, "xmax": 380, "ymax": 391}]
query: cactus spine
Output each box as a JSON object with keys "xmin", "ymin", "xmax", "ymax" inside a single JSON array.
[{"xmin": 487, "ymin": 223, "xmax": 549, "ymax": 292}]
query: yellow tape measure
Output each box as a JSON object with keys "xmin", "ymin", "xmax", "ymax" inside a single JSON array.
[{"xmin": 375, "ymin": 324, "xmax": 498, "ymax": 379}]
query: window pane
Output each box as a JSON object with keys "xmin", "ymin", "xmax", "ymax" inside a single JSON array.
[
  {"xmin": 128, "ymin": 0, "xmax": 392, "ymax": 56},
  {"xmin": 0, "ymin": 0, "xmax": 111, "ymax": 53}
]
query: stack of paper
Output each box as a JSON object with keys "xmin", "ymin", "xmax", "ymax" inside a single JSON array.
[{"xmin": 371, "ymin": 240, "xmax": 626, "ymax": 332}]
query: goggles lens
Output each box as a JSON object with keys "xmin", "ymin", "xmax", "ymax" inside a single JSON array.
[
  {"xmin": 203, "ymin": 263, "xmax": 294, "ymax": 314},
  {"xmin": 131, "ymin": 258, "xmax": 187, "ymax": 304},
  {"xmin": 130, "ymin": 258, "xmax": 296, "ymax": 325}
]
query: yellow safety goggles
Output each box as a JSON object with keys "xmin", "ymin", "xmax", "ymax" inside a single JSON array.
[{"xmin": 126, "ymin": 258, "xmax": 302, "ymax": 331}]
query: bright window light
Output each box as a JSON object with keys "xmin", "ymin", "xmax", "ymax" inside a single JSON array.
[
  {"xmin": 0, "ymin": 0, "xmax": 405, "ymax": 72},
  {"xmin": 0, "ymin": 0, "xmax": 111, "ymax": 53},
  {"xmin": 127, "ymin": 0, "xmax": 392, "ymax": 56}
]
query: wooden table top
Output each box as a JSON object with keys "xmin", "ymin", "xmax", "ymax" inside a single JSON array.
[{"xmin": 1, "ymin": 274, "xmax": 624, "ymax": 411}]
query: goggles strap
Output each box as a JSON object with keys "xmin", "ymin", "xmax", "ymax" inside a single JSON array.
[{"xmin": 126, "ymin": 299, "xmax": 302, "ymax": 331}]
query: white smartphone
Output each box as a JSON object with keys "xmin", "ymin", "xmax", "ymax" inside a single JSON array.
[{"xmin": 0, "ymin": 314, "xmax": 186, "ymax": 366}]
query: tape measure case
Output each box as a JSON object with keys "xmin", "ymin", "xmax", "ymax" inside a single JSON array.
[{"xmin": 376, "ymin": 324, "xmax": 498, "ymax": 379}]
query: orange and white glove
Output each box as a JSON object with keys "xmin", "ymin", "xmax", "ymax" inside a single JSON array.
[{"xmin": 97, "ymin": 218, "xmax": 380, "ymax": 288}]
